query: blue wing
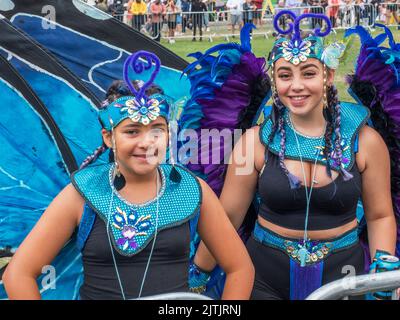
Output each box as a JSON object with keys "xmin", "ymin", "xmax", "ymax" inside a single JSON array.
[
  {"xmin": 0, "ymin": 1, "xmax": 195, "ymax": 299},
  {"xmin": 0, "ymin": 55, "xmax": 83, "ymax": 299},
  {"xmin": 0, "ymin": 18, "xmax": 108, "ymax": 166},
  {"xmin": 1, "ymin": 0, "xmax": 190, "ymax": 101}
]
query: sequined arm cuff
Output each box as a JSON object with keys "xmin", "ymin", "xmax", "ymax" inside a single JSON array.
[{"xmin": 189, "ymin": 261, "xmax": 211, "ymax": 294}]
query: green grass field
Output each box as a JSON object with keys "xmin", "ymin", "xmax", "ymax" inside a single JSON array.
[{"xmin": 161, "ymin": 28, "xmax": 400, "ymax": 102}]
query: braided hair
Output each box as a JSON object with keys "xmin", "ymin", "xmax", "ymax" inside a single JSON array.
[
  {"xmin": 323, "ymin": 85, "xmax": 336, "ymax": 179},
  {"xmin": 331, "ymin": 85, "xmax": 353, "ymax": 181},
  {"xmin": 274, "ymin": 93, "xmax": 302, "ymax": 189}
]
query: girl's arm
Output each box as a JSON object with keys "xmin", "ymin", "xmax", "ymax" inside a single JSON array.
[
  {"xmin": 197, "ymin": 179, "xmax": 255, "ymax": 299},
  {"xmin": 2, "ymin": 184, "xmax": 84, "ymax": 299},
  {"xmin": 194, "ymin": 127, "xmax": 261, "ymax": 272},
  {"xmin": 358, "ymin": 126, "xmax": 397, "ymax": 259}
]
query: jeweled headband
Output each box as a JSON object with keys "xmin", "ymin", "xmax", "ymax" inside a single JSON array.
[
  {"xmin": 99, "ymin": 50, "xmax": 170, "ymax": 130},
  {"xmin": 268, "ymin": 10, "xmax": 345, "ymax": 69}
]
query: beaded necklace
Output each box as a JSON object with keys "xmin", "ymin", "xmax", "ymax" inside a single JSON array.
[
  {"xmin": 105, "ymin": 166, "xmax": 161, "ymax": 299},
  {"xmin": 289, "ymin": 113, "xmax": 327, "ymax": 267}
]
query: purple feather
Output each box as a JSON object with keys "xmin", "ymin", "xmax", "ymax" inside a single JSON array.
[
  {"xmin": 186, "ymin": 52, "xmax": 267, "ymax": 196},
  {"xmin": 347, "ymin": 25, "xmax": 400, "ymax": 259}
]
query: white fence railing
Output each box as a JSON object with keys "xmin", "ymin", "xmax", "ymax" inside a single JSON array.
[
  {"xmin": 306, "ymin": 269, "xmax": 400, "ymax": 300},
  {"xmin": 136, "ymin": 270, "xmax": 400, "ymax": 300}
]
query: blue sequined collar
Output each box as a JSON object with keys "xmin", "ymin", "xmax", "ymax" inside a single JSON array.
[
  {"xmin": 71, "ymin": 163, "xmax": 202, "ymax": 257},
  {"xmin": 108, "ymin": 164, "xmax": 166, "ymax": 208},
  {"xmin": 259, "ymin": 102, "xmax": 370, "ymax": 172}
]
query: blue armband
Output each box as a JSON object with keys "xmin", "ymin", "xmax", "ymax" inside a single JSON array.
[
  {"xmin": 368, "ymin": 250, "xmax": 400, "ymax": 300},
  {"xmin": 189, "ymin": 261, "xmax": 211, "ymax": 294},
  {"xmin": 369, "ymin": 249, "xmax": 391, "ymax": 273}
]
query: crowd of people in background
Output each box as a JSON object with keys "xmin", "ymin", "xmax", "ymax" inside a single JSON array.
[{"xmin": 87, "ymin": 0, "xmax": 400, "ymax": 42}]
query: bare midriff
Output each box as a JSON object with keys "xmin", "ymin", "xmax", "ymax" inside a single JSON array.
[{"xmin": 257, "ymin": 215, "xmax": 358, "ymax": 240}]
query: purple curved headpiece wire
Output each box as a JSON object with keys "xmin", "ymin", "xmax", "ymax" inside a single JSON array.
[
  {"xmin": 273, "ymin": 10, "xmax": 332, "ymax": 42},
  {"xmin": 123, "ymin": 50, "xmax": 161, "ymax": 102},
  {"xmin": 273, "ymin": 10, "xmax": 297, "ymax": 36}
]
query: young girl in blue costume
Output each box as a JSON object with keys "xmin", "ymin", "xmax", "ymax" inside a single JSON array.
[
  {"xmin": 2, "ymin": 51, "xmax": 254, "ymax": 300},
  {"xmin": 189, "ymin": 12, "xmax": 399, "ymax": 300}
]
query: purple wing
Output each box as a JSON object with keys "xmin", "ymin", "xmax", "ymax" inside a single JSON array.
[{"xmin": 345, "ymin": 25, "xmax": 400, "ymax": 261}]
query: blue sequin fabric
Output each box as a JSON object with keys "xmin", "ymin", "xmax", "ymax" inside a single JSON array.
[
  {"xmin": 259, "ymin": 102, "xmax": 370, "ymax": 171},
  {"xmin": 71, "ymin": 163, "xmax": 202, "ymax": 257},
  {"xmin": 98, "ymin": 94, "xmax": 171, "ymax": 130},
  {"xmin": 253, "ymin": 222, "xmax": 358, "ymax": 266},
  {"xmin": 270, "ymin": 36, "xmax": 323, "ymax": 66}
]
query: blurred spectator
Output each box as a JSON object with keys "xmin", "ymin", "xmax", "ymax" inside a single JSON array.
[
  {"xmin": 191, "ymin": 0, "xmax": 207, "ymax": 41},
  {"xmin": 354, "ymin": 0, "xmax": 365, "ymax": 26},
  {"xmin": 386, "ymin": 0, "xmax": 399, "ymax": 26},
  {"xmin": 227, "ymin": 0, "xmax": 244, "ymax": 37},
  {"xmin": 128, "ymin": 0, "xmax": 147, "ymax": 30},
  {"xmin": 166, "ymin": 0, "xmax": 180, "ymax": 41},
  {"xmin": 327, "ymin": 0, "xmax": 340, "ymax": 27},
  {"xmin": 181, "ymin": 0, "xmax": 190, "ymax": 32},
  {"xmin": 369, "ymin": 0, "xmax": 381, "ymax": 25},
  {"xmin": 286, "ymin": 0, "xmax": 302, "ymax": 16},
  {"xmin": 203, "ymin": 0, "xmax": 210, "ymax": 31},
  {"xmin": 175, "ymin": 0, "xmax": 183, "ymax": 34},
  {"xmin": 307, "ymin": 0, "xmax": 327, "ymax": 28},
  {"xmin": 108, "ymin": 0, "xmax": 125, "ymax": 21},
  {"xmin": 95, "ymin": 0, "xmax": 109, "ymax": 11},
  {"xmin": 276, "ymin": 0, "xmax": 287, "ymax": 29},
  {"xmin": 339, "ymin": 0, "xmax": 355, "ymax": 27},
  {"xmin": 379, "ymin": 2, "xmax": 387, "ymax": 22},
  {"xmin": 209, "ymin": 0, "xmax": 217, "ymax": 22},
  {"xmin": 243, "ymin": 0, "xmax": 255, "ymax": 25},
  {"xmin": 253, "ymin": 0, "xmax": 263, "ymax": 26},
  {"xmin": 215, "ymin": 0, "xmax": 227, "ymax": 21},
  {"xmin": 151, "ymin": 0, "xmax": 166, "ymax": 41}
]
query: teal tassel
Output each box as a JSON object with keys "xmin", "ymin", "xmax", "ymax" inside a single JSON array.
[{"xmin": 298, "ymin": 247, "xmax": 309, "ymax": 267}]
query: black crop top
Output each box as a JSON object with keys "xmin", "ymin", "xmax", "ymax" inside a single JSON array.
[
  {"xmin": 257, "ymin": 151, "xmax": 362, "ymax": 230},
  {"xmin": 79, "ymin": 215, "xmax": 191, "ymax": 300}
]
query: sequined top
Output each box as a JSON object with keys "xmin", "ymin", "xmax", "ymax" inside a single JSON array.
[
  {"xmin": 257, "ymin": 102, "xmax": 369, "ymax": 230},
  {"xmin": 71, "ymin": 163, "xmax": 202, "ymax": 299},
  {"xmin": 259, "ymin": 102, "xmax": 370, "ymax": 172},
  {"xmin": 258, "ymin": 150, "xmax": 362, "ymax": 230},
  {"xmin": 79, "ymin": 207, "xmax": 191, "ymax": 300},
  {"xmin": 72, "ymin": 163, "xmax": 202, "ymax": 257}
]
